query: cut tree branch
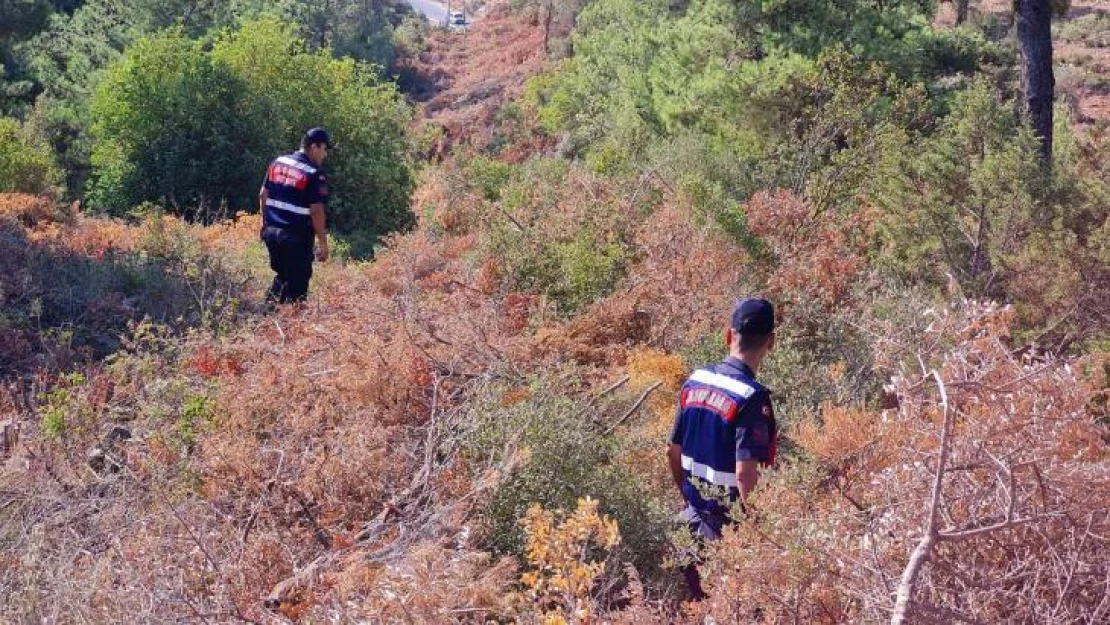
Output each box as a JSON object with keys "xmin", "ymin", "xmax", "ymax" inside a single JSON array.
[{"xmin": 891, "ymin": 370, "xmax": 951, "ymax": 625}]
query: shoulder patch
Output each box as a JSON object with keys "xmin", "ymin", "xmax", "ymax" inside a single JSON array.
[{"xmin": 681, "ymin": 385, "xmax": 740, "ymax": 422}]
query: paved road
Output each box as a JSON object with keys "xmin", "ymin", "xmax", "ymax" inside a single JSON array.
[{"xmin": 404, "ymin": 0, "xmax": 451, "ymax": 24}]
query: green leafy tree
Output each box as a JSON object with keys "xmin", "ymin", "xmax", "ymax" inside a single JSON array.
[
  {"xmin": 87, "ymin": 20, "xmax": 414, "ymax": 251},
  {"xmin": 1, "ymin": 0, "xmax": 55, "ymax": 114},
  {"xmin": 867, "ymin": 81, "xmax": 1044, "ymax": 294},
  {"xmin": 211, "ymin": 18, "xmax": 414, "ymax": 246},
  {"xmin": 0, "ymin": 115, "xmax": 61, "ymax": 192},
  {"xmin": 87, "ymin": 30, "xmax": 269, "ymax": 217}
]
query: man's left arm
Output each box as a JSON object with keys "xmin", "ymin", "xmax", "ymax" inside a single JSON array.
[{"xmin": 667, "ymin": 406, "xmax": 687, "ymax": 496}]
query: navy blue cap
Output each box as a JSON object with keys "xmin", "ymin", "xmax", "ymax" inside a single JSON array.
[
  {"xmin": 303, "ymin": 127, "xmax": 333, "ymax": 149},
  {"xmin": 730, "ymin": 298, "xmax": 775, "ymax": 335}
]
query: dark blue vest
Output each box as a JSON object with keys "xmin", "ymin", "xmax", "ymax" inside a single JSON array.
[
  {"xmin": 263, "ymin": 151, "xmax": 326, "ymax": 233},
  {"xmin": 672, "ymin": 359, "xmax": 768, "ymax": 515}
]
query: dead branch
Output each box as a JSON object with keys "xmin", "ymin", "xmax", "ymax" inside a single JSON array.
[
  {"xmin": 604, "ymin": 381, "xmax": 663, "ymax": 436},
  {"xmin": 263, "ymin": 550, "xmax": 346, "ymax": 611},
  {"xmin": 588, "ymin": 375, "xmax": 630, "ymax": 407},
  {"xmin": 891, "ymin": 370, "xmax": 951, "ymax": 625}
]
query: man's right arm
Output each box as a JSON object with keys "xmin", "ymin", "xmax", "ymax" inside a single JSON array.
[
  {"xmin": 310, "ymin": 202, "xmax": 328, "ymax": 262},
  {"xmin": 735, "ymin": 390, "xmax": 773, "ymax": 500},
  {"xmin": 308, "ymin": 170, "xmax": 329, "ymax": 262},
  {"xmin": 736, "ymin": 459, "xmax": 760, "ymax": 499},
  {"xmin": 258, "ymin": 187, "xmax": 268, "ymax": 214},
  {"xmin": 667, "ymin": 406, "xmax": 686, "ymax": 496}
]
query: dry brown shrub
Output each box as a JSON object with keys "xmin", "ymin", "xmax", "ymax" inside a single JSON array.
[
  {"xmin": 746, "ymin": 189, "xmax": 869, "ymax": 311},
  {"xmin": 312, "ymin": 543, "xmax": 515, "ymax": 622},
  {"xmin": 403, "ymin": 8, "xmax": 548, "ymax": 155},
  {"xmin": 0, "ymin": 193, "xmax": 58, "ymax": 227},
  {"xmin": 534, "ymin": 201, "xmax": 749, "ymax": 366}
]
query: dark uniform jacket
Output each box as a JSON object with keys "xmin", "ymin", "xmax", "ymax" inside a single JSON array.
[
  {"xmin": 669, "ymin": 357, "xmax": 777, "ymax": 517},
  {"xmin": 262, "ymin": 151, "xmax": 329, "ymax": 234}
]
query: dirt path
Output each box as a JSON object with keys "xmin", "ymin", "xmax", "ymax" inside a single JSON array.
[{"xmin": 398, "ymin": 2, "xmax": 549, "ymax": 158}]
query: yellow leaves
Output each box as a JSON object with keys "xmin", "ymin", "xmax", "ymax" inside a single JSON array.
[
  {"xmin": 515, "ymin": 497, "xmax": 622, "ymax": 622},
  {"xmin": 626, "ymin": 348, "xmax": 687, "ymax": 393}
]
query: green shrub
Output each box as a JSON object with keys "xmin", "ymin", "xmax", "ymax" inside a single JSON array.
[
  {"xmin": 211, "ymin": 18, "xmax": 415, "ymax": 250},
  {"xmin": 866, "ymin": 80, "xmax": 1042, "ymax": 291},
  {"xmin": 464, "ymin": 155, "xmax": 517, "ymax": 202},
  {"xmin": 489, "ymin": 219, "xmax": 631, "ymax": 317},
  {"xmin": 176, "ymin": 392, "xmax": 213, "ymax": 450},
  {"xmin": 87, "ymin": 29, "xmax": 268, "ymax": 217},
  {"xmin": 1055, "ymin": 12, "xmax": 1110, "ymax": 48},
  {"xmin": 460, "ymin": 380, "xmax": 672, "ymax": 575},
  {"xmin": 546, "ymin": 230, "xmax": 629, "ymax": 315},
  {"xmin": 86, "ymin": 19, "xmax": 415, "ymax": 253},
  {"xmin": 0, "ymin": 116, "xmax": 62, "ymax": 193}
]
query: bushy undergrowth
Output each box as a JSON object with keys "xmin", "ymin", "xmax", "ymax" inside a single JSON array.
[
  {"xmin": 0, "ymin": 194, "xmax": 263, "ymax": 376},
  {"xmin": 0, "ymin": 118, "xmax": 61, "ymax": 194},
  {"xmin": 460, "ymin": 379, "xmax": 671, "ymax": 573},
  {"xmin": 2, "ymin": 2, "xmax": 1108, "ymax": 622}
]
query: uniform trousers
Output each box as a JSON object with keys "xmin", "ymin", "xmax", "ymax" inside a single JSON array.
[
  {"xmin": 676, "ymin": 504, "xmax": 731, "ymax": 601},
  {"xmin": 261, "ymin": 225, "xmax": 313, "ymax": 303}
]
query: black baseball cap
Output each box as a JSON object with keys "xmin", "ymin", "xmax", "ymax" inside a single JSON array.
[
  {"xmin": 303, "ymin": 127, "xmax": 334, "ymax": 149},
  {"xmin": 730, "ymin": 297, "xmax": 775, "ymax": 335}
]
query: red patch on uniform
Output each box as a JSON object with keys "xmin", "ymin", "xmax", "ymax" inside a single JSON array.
[
  {"xmin": 681, "ymin": 386, "xmax": 739, "ymax": 422},
  {"xmin": 269, "ymin": 164, "xmax": 308, "ymax": 190}
]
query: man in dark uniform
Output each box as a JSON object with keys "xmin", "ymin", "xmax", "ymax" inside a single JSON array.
[
  {"xmin": 667, "ymin": 297, "xmax": 779, "ymax": 600},
  {"xmin": 259, "ymin": 128, "xmax": 333, "ymax": 304}
]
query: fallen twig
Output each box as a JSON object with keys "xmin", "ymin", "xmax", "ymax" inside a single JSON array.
[{"xmin": 604, "ymin": 381, "xmax": 663, "ymax": 435}]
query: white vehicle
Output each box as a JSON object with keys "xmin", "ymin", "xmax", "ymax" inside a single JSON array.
[{"xmin": 449, "ymin": 11, "xmax": 466, "ymax": 25}]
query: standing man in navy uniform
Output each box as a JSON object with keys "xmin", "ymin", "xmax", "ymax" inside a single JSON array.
[
  {"xmin": 667, "ymin": 297, "xmax": 779, "ymax": 600},
  {"xmin": 259, "ymin": 128, "xmax": 332, "ymax": 304}
]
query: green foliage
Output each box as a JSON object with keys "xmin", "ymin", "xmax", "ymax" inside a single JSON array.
[
  {"xmin": 87, "ymin": 30, "xmax": 267, "ymax": 217},
  {"xmin": 534, "ymin": 0, "xmax": 995, "ymax": 165},
  {"xmin": 867, "ymin": 80, "xmax": 1044, "ymax": 293},
  {"xmin": 483, "ymin": 159, "xmax": 632, "ymax": 316},
  {"xmin": 0, "ymin": 115, "xmax": 61, "ymax": 192},
  {"xmin": 461, "ymin": 380, "xmax": 671, "ymax": 573},
  {"xmin": 176, "ymin": 392, "xmax": 213, "ymax": 449},
  {"xmin": 18, "ymin": 0, "xmax": 145, "ymax": 104},
  {"xmin": 83, "ymin": 19, "xmax": 414, "ymax": 251},
  {"xmin": 1054, "ymin": 11, "xmax": 1110, "ymax": 48},
  {"xmin": 36, "ymin": 371, "xmax": 87, "ymax": 439},
  {"xmin": 0, "ymin": 0, "xmax": 53, "ymax": 114},
  {"xmin": 491, "ymin": 222, "xmax": 631, "ymax": 316},
  {"xmin": 258, "ymin": 0, "xmax": 411, "ymax": 67},
  {"xmin": 211, "ymin": 18, "xmax": 415, "ymax": 251},
  {"xmin": 464, "ymin": 155, "xmax": 518, "ymax": 201},
  {"xmin": 546, "ymin": 230, "xmax": 629, "ymax": 314}
]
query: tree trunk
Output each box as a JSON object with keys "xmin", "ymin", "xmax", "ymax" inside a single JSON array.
[
  {"xmin": 956, "ymin": 0, "xmax": 969, "ymax": 25},
  {"xmin": 1014, "ymin": 0, "xmax": 1055, "ymax": 166},
  {"xmin": 543, "ymin": 3, "xmax": 553, "ymax": 56}
]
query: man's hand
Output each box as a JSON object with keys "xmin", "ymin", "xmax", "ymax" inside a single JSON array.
[{"xmin": 315, "ymin": 236, "xmax": 329, "ymax": 262}]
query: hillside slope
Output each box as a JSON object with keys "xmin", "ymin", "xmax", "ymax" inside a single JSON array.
[{"xmin": 2, "ymin": 1, "xmax": 1108, "ymax": 623}]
